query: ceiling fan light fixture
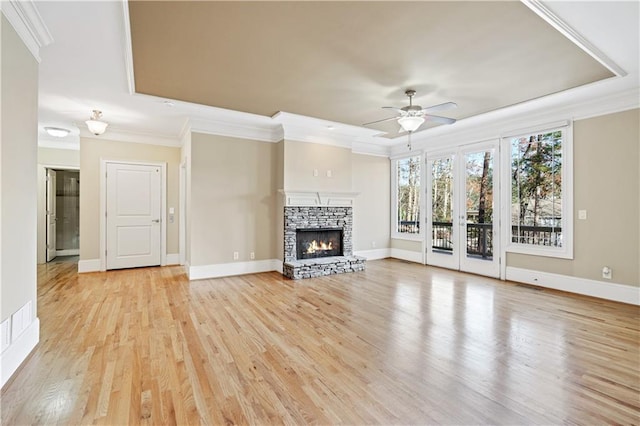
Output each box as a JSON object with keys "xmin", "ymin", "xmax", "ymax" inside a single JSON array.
[
  {"xmin": 398, "ymin": 116, "xmax": 424, "ymax": 133},
  {"xmin": 85, "ymin": 110, "xmax": 108, "ymax": 135},
  {"xmin": 44, "ymin": 127, "xmax": 71, "ymax": 138}
]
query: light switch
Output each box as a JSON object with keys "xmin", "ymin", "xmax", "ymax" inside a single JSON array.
[
  {"xmin": 326, "ymin": 169, "xmax": 332, "ymax": 178},
  {"xmin": 169, "ymin": 207, "xmax": 175, "ymax": 214},
  {"xmin": 578, "ymin": 210, "xmax": 587, "ymax": 220},
  {"xmin": 313, "ymin": 169, "xmax": 319, "ymax": 177}
]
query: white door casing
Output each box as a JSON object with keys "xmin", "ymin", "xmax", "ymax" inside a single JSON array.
[
  {"xmin": 46, "ymin": 169, "xmax": 57, "ymax": 262},
  {"xmin": 105, "ymin": 162, "xmax": 163, "ymax": 270}
]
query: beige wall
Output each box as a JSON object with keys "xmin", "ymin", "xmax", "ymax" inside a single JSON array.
[
  {"xmin": 190, "ymin": 133, "xmax": 279, "ymax": 265},
  {"xmin": 508, "ymin": 109, "xmax": 640, "ymax": 286},
  {"xmin": 38, "ymin": 147, "xmax": 80, "ymax": 167},
  {"xmin": 283, "ymin": 140, "xmax": 352, "ymax": 192},
  {"xmin": 1, "ymin": 15, "xmax": 39, "ymax": 322},
  {"xmin": 181, "ymin": 131, "xmax": 192, "ymax": 265},
  {"xmin": 274, "ymin": 140, "xmax": 284, "ymax": 260},
  {"xmin": 79, "ymin": 138, "xmax": 181, "ymax": 260},
  {"xmin": 352, "ymin": 154, "xmax": 390, "ymax": 251},
  {"xmin": 391, "ymin": 238, "xmax": 422, "ymax": 252}
]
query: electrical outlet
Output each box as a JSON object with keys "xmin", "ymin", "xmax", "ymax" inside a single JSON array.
[
  {"xmin": 250, "ymin": 252, "xmax": 255, "ymax": 260},
  {"xmin": 326, "ymin": 169, "xmax": 332, "ymax": 178},
  {"xmin": 602, "ymin": 266, "xmax": 612, "ymax": 279},
  {"xmin": 578, "ymin": 210, "xmax": 587, "ymax": 220},
  {"xmin": 233, "ymin": 252, "xmax": 239, "ymax": 260},
  {"xmin": 313, "ymin": 169, "xmax": 319, "ymax": 177},
  {"xmin": 371, "ymin": 241, "xmax": 376, "ymax": 248}
]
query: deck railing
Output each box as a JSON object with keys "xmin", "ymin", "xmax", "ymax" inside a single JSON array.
[{"xmin": 429, "ymin": 222, "xmax": 562, "ymax": 259}]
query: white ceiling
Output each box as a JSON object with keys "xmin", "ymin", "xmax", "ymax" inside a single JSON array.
[{"xmin": 34, "ymin": 1, "xmax": 639, "ymax": 153}]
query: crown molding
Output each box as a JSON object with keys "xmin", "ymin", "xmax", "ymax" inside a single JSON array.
[
  {"xmin": 79, "ymin": 126, "xmax": 182, "ymax": 148},
  {"xmin": 390, "ymin": 85, "xmax": 639, "ymax": 156},
  {"xmin": 0, "ymin": 0, "xmax": 53, "ymax": 62},
  {"xmin": 38, "ymin": 138, "xmax": 80, "ymax": 151},
  {"xmin": 190, "ymin": 117, "xmax": 283, "ymax": 143},
  {"xmin": 273, "ymin": 111, "xmax": 390, "ymax": 154},
  {"xmin": 121, "ymin": 0, "xmax": 136, "ymax": 95},
  {"xmin": 521, "ymin": 0, "xmax": 626, "ymax": 77}
]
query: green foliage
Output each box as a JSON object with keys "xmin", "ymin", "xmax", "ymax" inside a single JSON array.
[{"xmin": 511, "ymin": 131, "xmax": 562, "ymax": 227}]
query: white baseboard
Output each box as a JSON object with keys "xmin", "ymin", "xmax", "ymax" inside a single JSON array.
[
  {"xmin": 390, "ymin": 248, "xmax": 424, "ymax": 264},
  {"xmin": 1, "ymin": 317, "xmax": 39, "ymax": 389},
  {"xmin": 506, "ymin": 266, "xmax": 640, "ymax": 305},
  {"xmin": 56, "ymin": 249, "xmax": 79, "ymax": 256},
  {"xmin": 354, "ymin": 248, "xmax": 391, "ymax": 260},
  {"xmin": 166, "ymin": 253, "xmax": 180, "ymax": 265},
  {"xmin": 77, "ymin": 259, "xmax": 101, "ymax": 273},
  {"xmin": 189, "ymin": 259, "xmax": 281, "ymax": 280}
]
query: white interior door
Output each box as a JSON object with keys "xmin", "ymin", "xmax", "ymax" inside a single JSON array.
[
  {"xmin": 426, "ymin": 142, "xmax": 500, "ymax": 278},
  {"xmin": 106, "ymin": 163, "xmax": 161, "ymax": 269},
  {"xmin": 46, "ymin": 169, "xmax": 57, "ymax": 262}
]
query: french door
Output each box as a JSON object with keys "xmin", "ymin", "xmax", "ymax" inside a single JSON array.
[{"xmin": 425, "ymin": 141, "xmax": 500, "ymax": 278}]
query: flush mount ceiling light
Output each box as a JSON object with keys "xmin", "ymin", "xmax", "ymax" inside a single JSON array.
[
  {"xmin": 44, "ymin": 127, "xmax": 71, "ymax": 138},
  {"xmin": 85, "ymin": 110, "xmax": 108, "ymax": 135}
]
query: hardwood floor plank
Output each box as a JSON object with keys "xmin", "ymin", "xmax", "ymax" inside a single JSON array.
[{"xmin": 2, "ymin": 259, "xmax": 639, "ymax": 424}]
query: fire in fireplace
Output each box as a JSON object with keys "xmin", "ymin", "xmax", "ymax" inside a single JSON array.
[{"xmin": 296, "ymin": 228, "xmax": 343, "ymax": 260}]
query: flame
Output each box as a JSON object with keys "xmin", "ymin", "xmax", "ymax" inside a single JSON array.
[{"xmin": 306, "ymin": 240, "xmax": 333, "ymax": 254}]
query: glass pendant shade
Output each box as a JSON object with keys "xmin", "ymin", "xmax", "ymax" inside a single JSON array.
[
  {"xmin": 397, "ymin": 116, "xmax": 425, "ymax": 132},
  {"xmin": 85, "ymin": 110, "xmax": 108, "ymax": 135},
  {"xmin": 85, "ymin": 119, "xmax": 108, "ymax": 135}
]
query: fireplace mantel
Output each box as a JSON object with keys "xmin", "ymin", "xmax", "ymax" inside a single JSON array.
[{"xmin": 278, "ymin": 190, "xmax": 359, "ymax": 207}]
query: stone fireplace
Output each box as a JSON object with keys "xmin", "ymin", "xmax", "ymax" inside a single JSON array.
[{"xmin": 281, "ymin": 191, "xmax": 365, "ymax": 279}]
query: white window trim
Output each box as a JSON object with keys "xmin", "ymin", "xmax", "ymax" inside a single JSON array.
[
  {"xmin": 391, "ymin": 152, "xmax": 425, "ymax": 241},
  {"xmin": 501, "ymin": 123, "xmax": 574, "ymax": 259}
]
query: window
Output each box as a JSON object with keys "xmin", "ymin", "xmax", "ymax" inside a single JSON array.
[
  {"xmin": 505, "ymin": 124, "xmax": 573, "ymax": 258},
  {"xmin": 393, "ymin": 155, "xmax": 422, "ymax": 239}
]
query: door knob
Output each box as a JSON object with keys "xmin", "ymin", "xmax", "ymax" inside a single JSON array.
[{"xmin": 152, "ymin": 219, "xmax": 160, "ymax": 223}]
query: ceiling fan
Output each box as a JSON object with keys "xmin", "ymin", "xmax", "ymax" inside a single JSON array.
[{"xmin": 364, "ymin": 89, "xmax": 457, "ymax": 136}]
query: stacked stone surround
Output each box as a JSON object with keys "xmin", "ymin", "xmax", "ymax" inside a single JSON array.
[{"xmin": 283, "ymin": 206, "xmax": 366, "ymax": 279}]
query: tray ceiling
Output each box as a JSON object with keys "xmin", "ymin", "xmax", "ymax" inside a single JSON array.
[{"xmin": 128, "ymin": 1, "xmax": 614, "ymax": 137}]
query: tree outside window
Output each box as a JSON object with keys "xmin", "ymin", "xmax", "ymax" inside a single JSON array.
[
  {"xmin": 511, "ymin": 130, "xmax": 563, "ymax": 247},
  {"xmin": 396, "ymin": 156, "xmax": 421, "ymax": 235}
]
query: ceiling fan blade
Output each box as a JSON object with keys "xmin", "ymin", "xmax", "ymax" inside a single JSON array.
[
  {"xmin": 362, "ymin": 116, "xmax": 399, "ymax": 126},
  {"xmin": 423, "ymin": 101, "xmax": 458, "ymax": 113},
  {"xmin": 426, "ymin": 114, "xmax": 456, "ymax": 125},
  {"xmin": 382, "ymin": 106, "xmax": 404, "ymax": 112}
]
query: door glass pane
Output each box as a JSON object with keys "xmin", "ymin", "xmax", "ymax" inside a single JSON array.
[
  {"xmin": 431, "ymin": 158, "xmax": 454, "ymax": 255},
  {"xmin": 465, "ymin": 150, "xmax": 494, "ymax": 260},
  {"xmin": 397, "ymin": 156, "xmax": 421, "ymax": 234}
]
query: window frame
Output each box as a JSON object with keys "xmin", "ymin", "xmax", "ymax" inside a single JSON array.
[
  {"xmin": 501, "ymin": 122, "xmax": 574, "ymax": 259},
  {"xmin": 391, "ymin": 152, "xmax": 425, "ymax": 241}
]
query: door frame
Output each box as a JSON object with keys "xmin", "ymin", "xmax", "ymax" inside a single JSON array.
[
  {"xmin": 38, "ymin": 164, "xmax": 80, "ymax": 264},
  {"xmin": 99, "ymin": 159, "xmax": 167, "ymax": 271},
  {"xmin": 46, "ymin": 169, "xmax": 57, "ymax": 262}
]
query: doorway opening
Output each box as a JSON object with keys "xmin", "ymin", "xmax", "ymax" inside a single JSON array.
[{"xmin": 45, "ymin": 168, "xmax": 80, "ymax": 263}]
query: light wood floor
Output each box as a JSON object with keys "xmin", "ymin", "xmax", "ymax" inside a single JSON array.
[{"xmin": 2, "ymin": 259, "xmax": 639, "ymax": 424}]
